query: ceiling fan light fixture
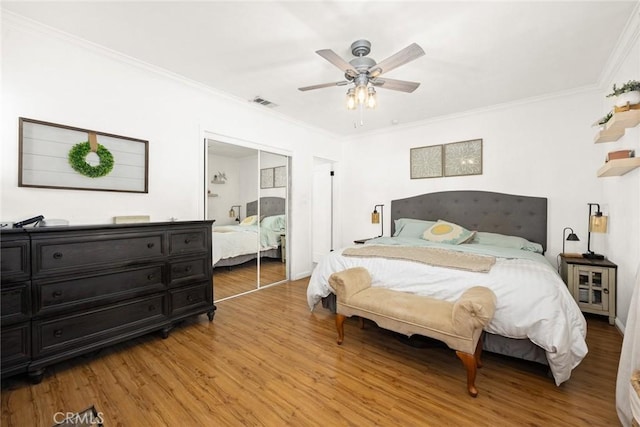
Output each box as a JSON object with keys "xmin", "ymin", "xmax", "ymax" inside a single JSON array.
[
  {"xmin": 355, "ymin": 83, "xmax": 368, "ymax": 104},
  {"xmin": 366, "ymin": 87, "xmax": 377, "ymax": 109},
  {"xmin": 346, "ymin": 88, "xmax": 357, "ymax": 110}
]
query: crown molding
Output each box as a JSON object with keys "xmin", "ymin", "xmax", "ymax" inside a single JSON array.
[{"xmin": 598, "ymin": 2, "xmax": 640, "ymax": 88}]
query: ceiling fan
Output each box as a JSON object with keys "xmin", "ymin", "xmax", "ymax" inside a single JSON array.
[{"xmin": 298, "ymin": 39, "xmax": 425, "ymax": 108}]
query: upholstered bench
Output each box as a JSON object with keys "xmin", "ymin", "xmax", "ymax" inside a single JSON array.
[{"xmin": 329, "ymin": 267, "xmax": 497, "ymax": 397}]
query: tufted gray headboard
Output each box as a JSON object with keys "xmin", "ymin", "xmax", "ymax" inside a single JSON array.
[
  {"xmin": 246, "ymin": 197, "xmax": 285, "ymax": 218},
  {"xmin": 390, "ymin": 190, "xmax": 547, "ymax": 252}
]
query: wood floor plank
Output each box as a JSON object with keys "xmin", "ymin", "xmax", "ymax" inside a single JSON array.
[{"xmin": 1, "ymin": 276, "xmax": 623, "ymax": 426}]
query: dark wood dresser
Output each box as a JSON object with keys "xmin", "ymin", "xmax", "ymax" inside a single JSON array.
[{"xmin": 0, "ymin": 221, "xmax": 215, "ymax": 383}]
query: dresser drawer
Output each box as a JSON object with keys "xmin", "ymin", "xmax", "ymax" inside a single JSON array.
[
  {"xmin": 1, "ymin": 283, "xmax": 31, "ymax": 324},
  {"xmin": 33, "ymin": 294, "xmax": 168, "ymax": 357},
  {"xmin": 169, "ymin": 282, "xmax": 212, "ymax": 318},
  {"xmin": 32, "ymin": 232, "xmax": 165, "ymax": 276},
  {"xmin": 169, "ymin": 228, "xmax": 209, "ymax": 255},
  {"xmin": 1, "ymin": 237, "xmax": 30, "ymax": 283},
  {"xmin": 1, "ymin": 322, "xmax": 30, "ymax": 370},
  {"xmin": 169, "ymin": 256, "xmax": 209, "ymax": 287},
  {"xmin": 33, "ymin": 264, "xmax": 166, "ymax": 317}
]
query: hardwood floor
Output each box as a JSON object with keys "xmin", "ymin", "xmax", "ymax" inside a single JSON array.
[
  {"xmin": 1, "ymin": 278, "xmax": 622, "ymax": 426},
  {"xmin": 214, "ymin": 257, "xmax": 286, "ymax": 300}
]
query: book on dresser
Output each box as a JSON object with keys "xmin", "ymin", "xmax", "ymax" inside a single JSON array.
[{"xmin": 0, "ymin": 221, "xmax": 216, "ymax": 383}]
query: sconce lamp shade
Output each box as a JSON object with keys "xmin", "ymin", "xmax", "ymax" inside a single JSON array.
[
  {"xmin": 229, "ymin": 205, "xmax": 241, "ymax": 222},
  {"xmin": 589, "ymin": 214, "xmax": 608, "ymax": 233},
  {"xmin": 583, "ymin": 203, "xmax": 607, "ymax": 260},
  {"xmin": 562, "ymin": 227, "xmax": 579, "ymax": 255},
  {"xmin": 371, "ymin": 204, "xmax": 384, "ymax": 237}
]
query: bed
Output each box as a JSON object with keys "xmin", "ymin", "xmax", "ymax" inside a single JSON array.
[
  {"xmin": 307, "ymin": 190, "xmax": 588, "ymax": 386},
  {"xmin": 213, "ymin": 197, "xmax": 286, "ymax": 268}
]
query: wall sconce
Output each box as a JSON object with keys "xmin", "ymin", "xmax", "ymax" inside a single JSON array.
[
  {"xmin": 229, "ymin": 205, "xmax": 241, "ymax": 223},
  {"xmin": 582, "ymin": 203, "xmax": 608, "ymax": 259},
  {"xmin": 371, "ymin": 204, "xmax": 384, "ymax": 237},
  {"xmin": 562, "ymin": 227, "xmax": 580, "ymax": 254}
]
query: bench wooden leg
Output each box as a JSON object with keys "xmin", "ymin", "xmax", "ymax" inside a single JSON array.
[
  {"xmin": 336, "ymin": 313, "xmax": 347, "ymax": 345},
  {"xmin": 456, "ymin": 350, "xmax": 479, "ymax": 397}
]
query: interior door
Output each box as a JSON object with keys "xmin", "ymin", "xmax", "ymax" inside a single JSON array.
[{"xmin": 312, "ymin": 158, "xmax": 334, "ymax": 262}]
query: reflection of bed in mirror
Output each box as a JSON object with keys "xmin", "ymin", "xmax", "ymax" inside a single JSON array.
[{"xmin": 213, "ymin": 197, "xmax": 285, "ymax": 268}]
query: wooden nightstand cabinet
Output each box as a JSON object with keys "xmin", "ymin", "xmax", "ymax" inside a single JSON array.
[{"xmin": 560, "ymin": 255, "xmax": 617, "ymax": 325}]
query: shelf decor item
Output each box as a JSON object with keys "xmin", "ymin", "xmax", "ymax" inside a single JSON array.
[
  {"xmin": 19, "ymin": 117, "xmax": 148, "ymax": 193},
  {"xmin": 606, "ymin": 80, "xmax": 640, "ymax": 108}
]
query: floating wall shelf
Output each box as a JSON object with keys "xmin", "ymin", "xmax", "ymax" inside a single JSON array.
[
  {"xmin": 594, "ymin": 107, "xmax": 640, "ymax": 143},
  {"xmin": 597, "ymin": 157, "xmax": 640, "ymax": 177}
]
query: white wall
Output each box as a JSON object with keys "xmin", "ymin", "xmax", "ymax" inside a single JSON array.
[
  {"xmin": 599, "ymin": 30, "xmax": 640, "ymax": 330},
  {"xmin": 1, "ymin": 13, "xmax": 342, "ymax": 280}
]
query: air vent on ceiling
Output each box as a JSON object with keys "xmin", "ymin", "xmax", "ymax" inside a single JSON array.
[{"xmin": 251, "ymin": 96, "xmax": 278, "ymax": 108}]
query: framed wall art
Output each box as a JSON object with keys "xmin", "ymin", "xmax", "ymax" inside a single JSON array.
[
  {"xmin": 19, "ymin": 118, "xmax": 148, "ymax": 193},
  {"xmin": 443, "ymin": 139, "xmax": 483, "ymax": 177},
  {"xmin": 260, "ymin": 167, "xmax": 274, "ymax": 189},
  {"xmin": 410, "ymin": 144, "xmax": 443, "ymax": 179},
  {"xmin": 273, "ymin": 166, "xmax": 287, "ymax": 188}
]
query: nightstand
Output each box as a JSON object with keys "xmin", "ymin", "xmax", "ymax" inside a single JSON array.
[{"xmin": 559, "ymin": 255, "xmax": 617, "ymax": 325}]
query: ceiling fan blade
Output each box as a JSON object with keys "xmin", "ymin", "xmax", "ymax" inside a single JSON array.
[
  {"xmin": 316, "ymin": 49, "xmax": 359, "ymax": 78},
  {"xmin": 298, "ymin": 81, "xmax": 349, "ymax": 91},
  {"xmin": 370, "ymin": 78, "xmax": 420, "ymax": 93},
  {"xmin": 367, "ymin": 43, "xmax": 425, "ymax": 78}
]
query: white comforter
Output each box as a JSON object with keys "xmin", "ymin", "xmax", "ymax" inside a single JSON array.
[
  {"xmin": 212, "ymin": 225, "xmax": 280, "ymax": 264},
  {"xmin": 307, "ymin": 237, "xmax": 588, "ymax": 386}
]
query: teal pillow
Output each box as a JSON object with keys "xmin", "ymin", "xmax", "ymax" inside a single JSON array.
[
  {"xmin": 393, "ymin": 218, "xmax": 436, "ymax": 238},
  {"xmin": 261, "ymin": 214, "xmax": 285, "ymax": 231},
  {"xmin": 421, "ymin": 220, "xmax": 475, "ymax": 245},
  {"xmin": 472, "ymin": 231, "xmax": 543, "ymax": 254}
]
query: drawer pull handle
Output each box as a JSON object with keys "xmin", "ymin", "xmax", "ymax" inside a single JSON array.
[
  {"xmin": 147, "ymin": 274, "xmax": 155, "ymax": 280},
  {"xmin": 147, "ymin": 242, "xmax": 155, "ymax": 249},
  {"xmin": 148, "ymin": 305, "xmax": 156, "ymax": 311},
  {"xmin": 53, "ymin": 252, "xmax": 63, "ymax": 260},
  {"xmin": 184, "ymin": 238, "xmax": 191, "ymax": 244},
  {"xmin": 52, "ymin": 291, "xmax": 63, "ymax": 298},
  {"xmin": 184, "ymin": 266, "xmax": 193, "ymax": 273},
  {"xmin": 187, "ymin": 295, "xmax": 194, "ymax": 302},
  {"xmin": 54, "ymin": 329, "xmax": 63, "ymax": 338}
]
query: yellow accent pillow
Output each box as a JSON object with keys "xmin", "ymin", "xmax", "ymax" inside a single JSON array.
[
  {"xmin": 240, "ymin": 215, "xmax": 258, "ymax": 226},
  {"xmin": 422, "ymin": 220, "xmax": 475, "ymax": 245}
]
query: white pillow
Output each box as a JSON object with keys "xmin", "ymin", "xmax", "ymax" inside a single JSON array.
[
  {"xmin": 422, "ymin": 220, "xmax": 475, "ymax": 245},
  {"xmin": 239, "ymin": 215, "xmax": 258, "ymax": 226}
]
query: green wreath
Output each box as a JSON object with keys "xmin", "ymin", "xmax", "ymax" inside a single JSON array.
[{"xmin": 68, "ymin": 142, "xmax": 114, "ymax": 178}]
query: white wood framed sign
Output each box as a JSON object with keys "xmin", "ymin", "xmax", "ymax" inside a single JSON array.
[{"xmin": 19, "ymin": 118, "xmax": 148, "ymax": 193}]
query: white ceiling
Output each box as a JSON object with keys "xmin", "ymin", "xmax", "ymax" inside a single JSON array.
[{"xmin": 3, "ymin": 1, "xmax": 638, "ymax": 136}]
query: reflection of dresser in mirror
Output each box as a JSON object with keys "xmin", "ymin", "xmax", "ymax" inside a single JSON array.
[{"xmin": 206, "ymin": 139, "xmax": 289, "ymax": 301}]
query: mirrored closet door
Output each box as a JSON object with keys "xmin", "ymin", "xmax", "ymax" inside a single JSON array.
[{"xmin": 206, "ymin": 139, "xmax": 289, "ymax": 301}]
